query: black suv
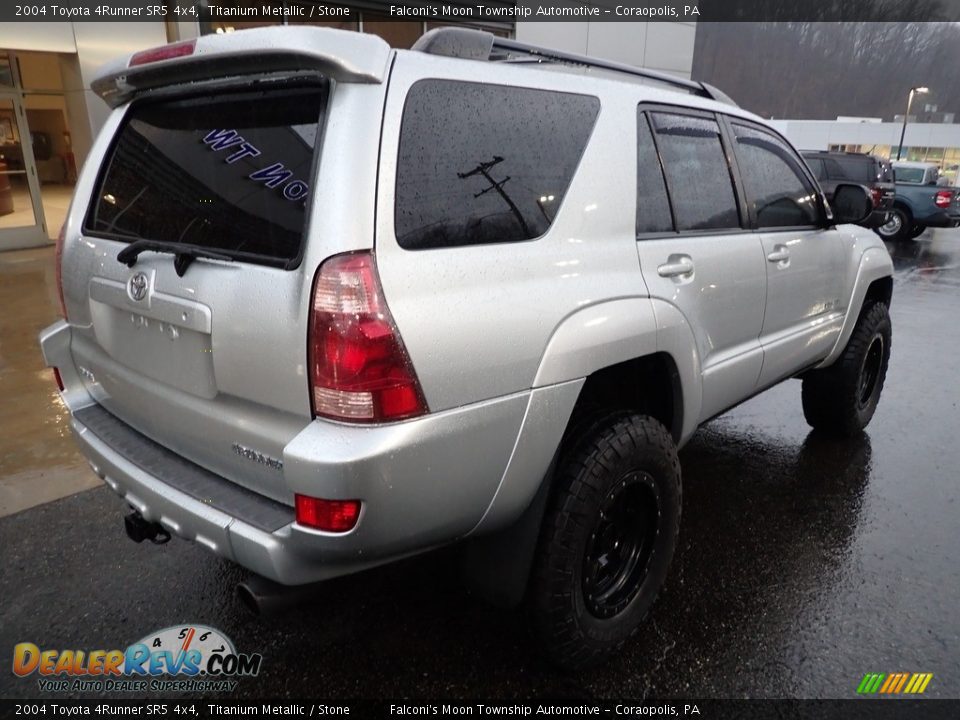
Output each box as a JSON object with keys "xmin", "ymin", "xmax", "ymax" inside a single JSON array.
[{"xmin": 802, "ymin": 151, "xmax": 895, "ymax": 229}]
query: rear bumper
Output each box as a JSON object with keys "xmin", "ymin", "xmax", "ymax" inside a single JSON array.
[
  {"xmin": 70, "ymin": 408, "xmax": 322, "ymax": 584},
  {"xmin": 39, "ymin": 320, "xmax": 531, "ymax": 585}
]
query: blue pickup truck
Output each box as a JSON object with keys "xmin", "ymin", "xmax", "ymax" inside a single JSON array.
[{"xmin": 876, "ymin": 161, "xmax": 960, "ymax": 240}]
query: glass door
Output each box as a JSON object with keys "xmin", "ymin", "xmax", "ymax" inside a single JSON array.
[{"xmin": 0, "ymin": 91, "xmax": 47, "ymax": 250}]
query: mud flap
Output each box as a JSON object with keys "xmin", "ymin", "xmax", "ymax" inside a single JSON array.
[{"xmin": 458, "ymin": 456, "xmax": 556, "ymax": 608}]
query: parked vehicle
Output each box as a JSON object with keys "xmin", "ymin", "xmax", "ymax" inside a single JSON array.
[
  {"xmin": 39, "ymin": 27, "xmax": 894, "ymax": 669},
  {"xmin": 879, "ymin": 161, "xmax": 960, "ymax": 240},
  {"xmin": 801, "ymin": 150, "xmax": 895, "ymax": 229}
]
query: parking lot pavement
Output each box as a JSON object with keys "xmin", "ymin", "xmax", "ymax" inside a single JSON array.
[
  {"xmin": 1, "ymin": 230, "xmax": 959, "ymax": 700},
  {"xmin": 0, "ymin": 247, "xmax": 95, "ymax": 518}
]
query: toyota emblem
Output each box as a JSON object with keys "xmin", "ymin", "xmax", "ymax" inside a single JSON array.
[{"xmin": 128, "ymin": 272, "xmax": 148, "ymax": 302}]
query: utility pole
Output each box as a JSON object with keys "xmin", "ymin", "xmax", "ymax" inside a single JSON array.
[
  {"xmin": 457, "ymin": 156, "xmax": 531, "ymax": 238},
  {"xmin": 897, "ymin": 86, "xmax": 929, "ymax": 161}
]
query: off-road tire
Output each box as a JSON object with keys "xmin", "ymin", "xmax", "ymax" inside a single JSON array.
[
  {"xmin": 529, "ymin": 415, "xmax": 681, "ymax": 670},
  {"xmin": 801, "ymin": 302, "xmax": 891, "ymax": 437}
]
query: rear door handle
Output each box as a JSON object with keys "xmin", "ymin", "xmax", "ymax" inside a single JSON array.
[
  {"xmin": 767, "ymin": 247, "xmax": 790, "ymax": 263},
  {"xmin": 657, "ymin": 255, "xmax": 695, "ymax": 278}
]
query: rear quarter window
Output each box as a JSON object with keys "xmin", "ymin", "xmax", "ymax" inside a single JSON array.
[
  {"xmin": 395, "ymin": 80, "xmax": 600, "ymax": 250},
  {"xmin": 85, "ymin": 83, "xmax": 328, "ymax": 268}
]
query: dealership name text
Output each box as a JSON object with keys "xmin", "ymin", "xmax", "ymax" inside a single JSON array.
[{"xmin": 388, "ymin": 4, "xmax": 699, "ymax": 18}]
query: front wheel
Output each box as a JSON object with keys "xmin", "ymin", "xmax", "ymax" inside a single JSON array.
[
  {"xmin": 801, "ymin": 302, "xmax": 891, "ymax": 437},
  {"xmin": 528, "ymin": 415, "xmax": 681, "ymax": 670}
]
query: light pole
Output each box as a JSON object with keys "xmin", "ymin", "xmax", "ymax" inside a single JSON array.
[{"xmin": 897, "ymin": 86, "xmax": 929, "ymax": 161}]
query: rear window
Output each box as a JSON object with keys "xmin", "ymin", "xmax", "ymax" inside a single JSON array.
[
  {"xmin": 830, "ymin": 156, "xmax": 876, "ymax": 184},
  {"xmin": 894, "ymin": 166, "xmax": 933, "ymax": 184},
  {"xmin": 395, "ymin": 80, "xmax": 600, "ymax": 250},
  {"xmin": 85, "ymin": 83, "xmax": 328, "ymax": 268}
]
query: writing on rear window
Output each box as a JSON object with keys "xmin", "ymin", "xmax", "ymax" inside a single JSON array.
[
  {"xmin": 84, "ymin": 83, "xmax": 327, "ymax": 267},
  {"xmin": 202, "ymin": 129, "xmax": 310, "ymax": 202}
]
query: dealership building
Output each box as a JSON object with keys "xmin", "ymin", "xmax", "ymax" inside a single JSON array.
[
  {"xmin": 771, "ymin": 118, "xmax": 960, "ymax": 186},
  {"xmin": 0, "ymin": 12, "xmax": 698, "ymax": 251},
  {"xmin": 4, "ymin": 13, "xmax": 960, "ymax": 252}
]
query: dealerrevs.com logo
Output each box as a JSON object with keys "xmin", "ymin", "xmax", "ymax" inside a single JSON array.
[{"xmin": 12, "ymin": 625, "xmax": 262, "ymax": 693}]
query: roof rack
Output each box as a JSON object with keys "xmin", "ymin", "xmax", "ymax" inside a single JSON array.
[{"xmin": 411, "ymin": 27, "xmax": 737, "ymax": 106}]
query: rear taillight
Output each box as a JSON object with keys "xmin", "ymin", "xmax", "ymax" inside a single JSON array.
[
  {"xmin": 54, "ymin": 222, "xmax": 67, "ymax": 318},
  {"xmin": 295, "ymin": 495, "xmax": 361, "ymax": 533},
  {"xmin": 129, "ymin": 40, "xmax": 196, "ymax": 67},
  {"xmin": 870, "ymin": 187, "xmax": 883, "ymax": 207},
  {"xmin": 935, "ymin": 190, "xmax": 953, "ymax": 209},
  {"xmin": 52, "ymin": 368, "xmax": 64, "ymax": 392},
  {"xmin": 308, "ymin": 252, "xmax": 427, "ymax": 423}
]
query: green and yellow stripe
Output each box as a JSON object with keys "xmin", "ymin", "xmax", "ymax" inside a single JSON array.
[{"xmin": 857, "ymin": 672, "xmax": 933, "ymax": 694}]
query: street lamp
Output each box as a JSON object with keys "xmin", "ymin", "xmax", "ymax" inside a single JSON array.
[{"xmin": 897, "ymin": 86, "xmax": 929, "ymax": 161}]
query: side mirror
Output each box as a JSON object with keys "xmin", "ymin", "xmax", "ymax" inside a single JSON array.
[{"xmin": 831, "ymin": 183, "xmax": 873, "ymax": 225}]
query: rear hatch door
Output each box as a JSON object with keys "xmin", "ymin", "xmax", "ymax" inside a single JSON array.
[{"xmin": 63, "ymin": 30, "xmax": 390, "ymax": 504}]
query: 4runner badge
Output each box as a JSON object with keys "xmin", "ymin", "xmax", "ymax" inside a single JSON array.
[{"xmin": 128, "ymin": 272, "xmax": 148, "ymax": 302}]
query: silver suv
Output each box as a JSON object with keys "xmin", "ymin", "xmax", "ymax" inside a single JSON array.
[{"xmin": 40, "ymin": 26, "xmax": 893, "ymax": 668}]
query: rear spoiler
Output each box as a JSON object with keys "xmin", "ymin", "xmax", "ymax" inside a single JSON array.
[{"xmin": 91, "ymin": 26, "xmax": 391, "ymax": 108}]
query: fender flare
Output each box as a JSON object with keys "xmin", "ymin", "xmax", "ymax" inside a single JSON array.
[
  {"xmin": 470, "ymin": 297, "xmax": 702, "ymax": 539},
  {"xmin": 531, "ymin": 296, "xmax": 702, "ymax": 444},
  {"xmin": 819, "ymin": 247, "xmax": 894, "ymax": 368},
  {"xmin": 460, "ymin": 298, "xmax": 704, "ymax": 605}
]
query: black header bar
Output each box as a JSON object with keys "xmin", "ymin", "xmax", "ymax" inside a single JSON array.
[
  {"xmin": 0, "ymin": 699, "xmax": 959, "ymax": 718},
  {"xmin": 4, "ymin": 1, "xmax": 960, "ymax": 24}
]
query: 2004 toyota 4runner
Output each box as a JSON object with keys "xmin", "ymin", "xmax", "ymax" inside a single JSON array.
[{"xmin": 39, "ymin": 26, "xmax": 894, "ymax": 669}]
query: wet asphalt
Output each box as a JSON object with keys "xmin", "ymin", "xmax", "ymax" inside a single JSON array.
[{"xmin": 1, "ymin": 231, "xmax": 959, "ymax": 701}]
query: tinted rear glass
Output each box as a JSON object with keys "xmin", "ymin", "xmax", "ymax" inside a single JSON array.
[
  {"xmin": 894, "ymin": 166, "xmax": 928, "ymax": 183},
  {"xmin": 831, "ymin": 156, "xmax": 876, "ymax": 184},
  {"xmin": 85, "ymin": 84, "xmax": 327, "ymax": 267},
  {"xmin": 650, "ymin": 112, "xmax": 740, "ymax": 231},
  {"xmin": 636, "ymin": 112, "xmax": 674, "ymax": 234},
  {"xmin": 395, "ymin": 80, "xmax": 600, "ymax": 249}
]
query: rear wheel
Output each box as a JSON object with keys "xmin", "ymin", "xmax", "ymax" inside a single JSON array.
[
  {"xmin": 875, "ymin": 208, "xmax": 910, "ymax": 241},
  {"xmin": 801, "ymin": 302, "xmax": 891, "ymax": 437},
  {"xmin": 529, "ymin": 415, "xmax": 680, "ymax": 670},
  {"xmin": 908, "ymin": 223, "xmax": 926, "ymax": 239}
]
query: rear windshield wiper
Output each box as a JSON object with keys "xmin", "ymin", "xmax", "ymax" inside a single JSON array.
[{"xmin": 117, "ymin": 240, "xmax": 235, "ymax": 277}]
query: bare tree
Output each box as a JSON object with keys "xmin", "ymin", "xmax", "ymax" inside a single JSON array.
[{"xmin": 692, "ymin": 14, "xmax": 960, "ymax": 120}]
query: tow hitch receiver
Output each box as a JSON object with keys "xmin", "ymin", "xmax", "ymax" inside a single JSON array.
[{"xmin": 124, "ymin": 511, "xmax": 171, "ymax": 545}]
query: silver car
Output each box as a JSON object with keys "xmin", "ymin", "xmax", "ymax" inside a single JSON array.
[{"xmin": 40, "ymin": 26, "xmax": 893, "ymax": 668}]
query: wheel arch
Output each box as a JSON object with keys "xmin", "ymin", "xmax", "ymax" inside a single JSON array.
[
  {"xmin": 461, "ymin": 300, "xmax": 699, "ymax": 606},
  {"xmin": 819, "ymin": 248, "xmax": 894, "ymax": 368}
]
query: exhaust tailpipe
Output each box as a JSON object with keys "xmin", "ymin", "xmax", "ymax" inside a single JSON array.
[
  {"xmin": 124, "ymin": 511, "xmax": 171, "ymax": 545},
  {"xmin": 236, "ymin": 574, "xmax": 325, "ymax": 616}
]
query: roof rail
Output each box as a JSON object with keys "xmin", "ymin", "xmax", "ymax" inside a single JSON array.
[{"xmin": 411, "ymin": 27, "xmax": 737, "ymax": 106}]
